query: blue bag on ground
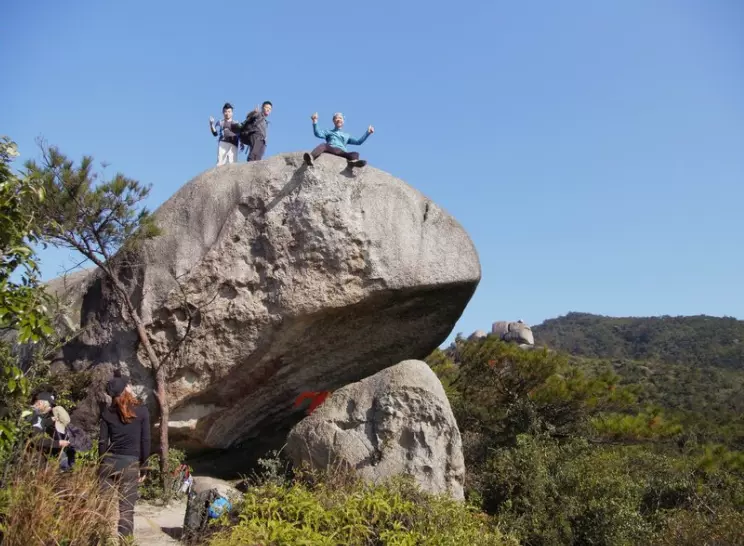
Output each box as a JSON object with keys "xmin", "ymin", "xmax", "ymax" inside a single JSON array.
[{"xmin": 208, "ymin": 497, "xmax": 231, "ymax": 519}]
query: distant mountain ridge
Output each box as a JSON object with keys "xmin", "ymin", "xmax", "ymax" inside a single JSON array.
[{"xmin": 533, "ymin": 312, "xmax": 744, "ymax": 370}]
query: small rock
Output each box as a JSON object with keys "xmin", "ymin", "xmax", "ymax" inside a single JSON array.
[{"xmin": 286, "ymin": 359, "xmax": 465, "ymax": 500}]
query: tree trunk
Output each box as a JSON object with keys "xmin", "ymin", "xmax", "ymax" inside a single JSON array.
[
  {"xmin": 156, "ymin": 364, "xmax": 170, "ymax": 496},
  {"xmin": 110, "ymin": 274, "xmax": 171, "ymax": 495}
]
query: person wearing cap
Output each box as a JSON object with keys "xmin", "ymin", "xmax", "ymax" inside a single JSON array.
[
  {"xmin": 98, "ymin": 375, "xmax": 151, "ymax": 538},
  {"xmin": 304, "ymin": 112, "xmax": 374, "ymax": 168},
  {"xmin": 240, "ymin": 100, "xmax": 273, "ymax": 161},
  {"xmin": 25, "ymin": 391, "xmax": 72, "ymax": 464},
  {"xmin": 209, "ymin": 102, "xmax": 241, "ymax": 165}
]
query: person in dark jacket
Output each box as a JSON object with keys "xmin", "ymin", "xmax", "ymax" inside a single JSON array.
[
  {"xmin": 25, "ymin": 391, "xmax": 72, "ymax": 466},
  {"xmin": 98, "ymin": 375, "xmax": 151, "ymax": 538},
  {"xmin": 241, "ymin": 100, "xmax": 272, "ymax": 161}
]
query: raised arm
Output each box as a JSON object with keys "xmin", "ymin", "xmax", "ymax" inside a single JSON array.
[
  {"xmin": 209, "ymin": 117, "xmax": 218, "ymax": 137},
  {"xmin": 311, "ymin": 112, "xmax": 327, "ymax": 139},
  {"xmin": 348, "ymin": 125, "xmax": 374, "ymax": 146}
]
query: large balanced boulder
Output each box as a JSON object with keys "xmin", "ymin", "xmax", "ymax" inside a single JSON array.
[
  {"xmin": 62, "ymin": 153, "xmax": 480, "ymax": 450},
  {"xmin": 286, "ymin": 360, "xmax": 465, "ymax": 500},
  {"xmin": 491, "ymin": 320, "xmax": 534, "ymax": 346}
]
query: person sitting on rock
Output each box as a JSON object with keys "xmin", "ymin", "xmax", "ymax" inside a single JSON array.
[
  {"xmin": 209, "ymin": 102, "xmax": 240, "ymax": 166},
  {"xmin": 303, "ymin": 112, "xmax": 374, "ymax": 168}
]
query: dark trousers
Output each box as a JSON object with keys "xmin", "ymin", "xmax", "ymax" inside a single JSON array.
[
  {"xmin": 311, "ymin": 143, "xmax": 360, "ymax": 161},
  {"xmin": 245, "ymin": 132, "xmax": 266, "ymax": 161},
  {"xmin": 99, "ymin": 455, "xmax": 139, "ymax": 537}
]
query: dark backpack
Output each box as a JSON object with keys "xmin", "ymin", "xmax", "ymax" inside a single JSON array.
[
  {"xmin": 183, "ymin": 486, "xmax": 220, "ymax": 543},
  {"xmin": 238, "ymin": 115, "xmax": 257, "ymax": 143},
  {"xmin": 66, "ymin": 424, "xmax": 92, "ymax": 452}
]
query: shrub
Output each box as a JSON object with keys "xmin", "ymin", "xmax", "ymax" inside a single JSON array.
[
  {"xmin": 208, "ymin": 472, "xmax": 517, "ymax": 546},
  {"xmin": 139, "ymin": 446, "xmax": 188, "ymax": 501},
  {"xmin": 0, "ymin": 447, "xmax": 117, "ymax": 545}
]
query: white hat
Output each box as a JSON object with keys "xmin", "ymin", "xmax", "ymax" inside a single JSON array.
[{"xmin": 52, "ymin": 406, "xmax": 70, "ymax": 435}]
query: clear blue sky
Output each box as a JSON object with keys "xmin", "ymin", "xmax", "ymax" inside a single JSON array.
[{"xmin": 2, "ymin": 0, "xmax": 743, "ymax": 343}]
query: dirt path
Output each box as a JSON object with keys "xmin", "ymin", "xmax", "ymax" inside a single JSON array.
[{"xmin": 133, "ymin": 498, "xmax": 186, "ymax": 545}]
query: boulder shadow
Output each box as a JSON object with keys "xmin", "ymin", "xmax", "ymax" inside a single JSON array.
[
  {"xmin": 339, "ymin": 166, "xmax": 357, "ymax": 179},
  {"xmin": 162, "ymin": 527, "xmax": 183, "ymax": 540},
  {"xmin": 265, "ymin": 167, "xmax": 309, "ymax": 213}
]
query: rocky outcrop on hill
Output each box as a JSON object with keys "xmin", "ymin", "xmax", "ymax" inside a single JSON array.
[
  {"xmin": 57, "ymin": 153, "xmax": 480, "ymax": 450},
  {"xmin": 492, "ymin": 320, "xmax": 534, "ymax": 346},
  {"xmin": 286, "ymin": 360, "xmax": 465, "ymax": 500}
]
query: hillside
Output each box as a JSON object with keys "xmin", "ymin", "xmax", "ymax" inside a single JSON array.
[{"xmin": 533, "ymin": 312, "xmax": 744, "ymax": 369}]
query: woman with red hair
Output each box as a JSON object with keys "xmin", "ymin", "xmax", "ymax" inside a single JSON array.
[{"xmin": 98, "ymin": 374, "xmax": 151, "ymax": 538}]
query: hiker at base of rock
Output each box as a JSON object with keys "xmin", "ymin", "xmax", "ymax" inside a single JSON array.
[
  {"xmin": 304, "ymin": 112, "xmax": 374, "ymax": 168},
  {"xmin": 98, "ymin": 375, "xmax": 151, "ymax": 539},
  {"xmin": 24, "ymin": 391, "xmax": 72, "ymax": 467},
  {"xmin": 240, "ymin": 100, "xmax": 272, "ymax": 161},
  {"xmin": 210, "ymin": 102, "xmax": 241, "ymax": 166}
]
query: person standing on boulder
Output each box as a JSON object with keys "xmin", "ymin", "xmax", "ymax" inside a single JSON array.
[
  {"xmin": 303, "ymin": 112, "xmax": 374, "ymax": 168},
  {"xmin": 239, "ymin": 100, "xmax": 272, "ymax": 161},
  {"xmin": 98, "ymin": 374, "xmax": 151, "ymax": 539},
  {"xmin": 209, "ymin": 102, "xmax": 240, "ymax": 166}
]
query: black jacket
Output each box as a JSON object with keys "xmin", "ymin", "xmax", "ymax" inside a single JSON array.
[
  {"xmin": 98, "ymin": 405, "xmax": 151, "ymax": 466},
  {"xmin": 26, "ymin": 409, "xmax": 65, "ymax": 455},
  {"xmin": 242, "ymin": 111, "xmax": 269, "ymax": 140}
]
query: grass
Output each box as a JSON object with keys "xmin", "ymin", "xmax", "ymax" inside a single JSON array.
[{"xmin": 0, "ymin": 445, "xmax": 118, "ymax": 546}]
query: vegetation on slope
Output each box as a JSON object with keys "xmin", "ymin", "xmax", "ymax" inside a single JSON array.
[
  {"xmin": 427, "ymin": 336, "xmax": 744, "ymax": 545},
  {"xmin": 533, "ymin": 312, "xmax": 744, "ymax": 369}
]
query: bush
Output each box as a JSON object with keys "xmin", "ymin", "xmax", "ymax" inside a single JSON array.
[
  {"xmin": 139, "ymin": 446, "xmax": 188, "ymax": 501},
  {"xmin": 208, "ymin": 472, "xmax": 517, "ymax": 546},
  {"xmin": 0, "ymin": 447, "xmax": 117, "ymax": 545}
]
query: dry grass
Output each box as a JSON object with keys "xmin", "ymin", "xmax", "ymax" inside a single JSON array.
[{"xmin": 0, "ymin": 447, "xmax": 119, "ymax": 546}]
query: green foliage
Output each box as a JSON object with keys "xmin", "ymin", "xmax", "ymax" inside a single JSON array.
[
  {"xmin": 482, "ymin": 436, "xmax": 656, "ymax": 545},
  {"xmin": 139, "ymin": 447, "xmax": 188, "ymax": 501},
  {"xmin": 0, "ymin": 136, "xmax": 58, "ymax": 460},
  {"xmin": 426, "ymin": 348, "xmax": 461, "ymax": 402},
  {"xmin": 428, "ymin": 335, "xmax": 744, "ymax": 545},
  {"xmin": 208, "ymin": 473, "xmax": 517, "ymax": 546},
  {"xmin": 578, "ymin": 356, "xmax": 744, "ymax": 448},
  {"xmin": 0, "ymin": 137, "xmax": 54, "ymax": 344},
  {"xmin": 23, "ymin": 142, "xmax": 160, "ymax": 268},
  {"xmin": 441, "ymin": 337, "xmax": 635, "ymax": 445},
  {"xmin": 533, "ymin": 312, "xmax": 744, "ymax": 370},
  {"xmin": 591, "ymin": 409, "xmax": 683, "ymax": 441}
]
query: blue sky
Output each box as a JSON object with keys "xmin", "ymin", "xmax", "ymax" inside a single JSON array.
[{"xmin": 2, "ymin": 0, "xmax": 743, "ymax": 343}]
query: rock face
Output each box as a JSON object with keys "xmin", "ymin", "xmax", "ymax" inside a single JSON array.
[
  {"xmin": 491, "ymin": 320, "xmax": 534, "ymax": 346},
  {"xmin": 286, "ymin": 360, "xmax": 465, "ymax": 500},
  {"xmin": 62, "ymin": 153, "xmax": 480, "ymax": 450}
]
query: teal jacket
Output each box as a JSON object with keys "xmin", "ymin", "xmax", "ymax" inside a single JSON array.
[{"xmin": 313, "ymin": 123, "xmax": 371, "ymax": 151}]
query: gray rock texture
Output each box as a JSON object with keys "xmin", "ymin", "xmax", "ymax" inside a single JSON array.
[
  {"xmin": 60, "ymin": 153, "xmax": 480, "ymax": 449},
  {"xmin": 491, "ymin": 320, "xmax": 534, "ymax": 345},
  {"xmin": 286, "ymin": 360, "xmax": 465, "ymax": 500}
]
